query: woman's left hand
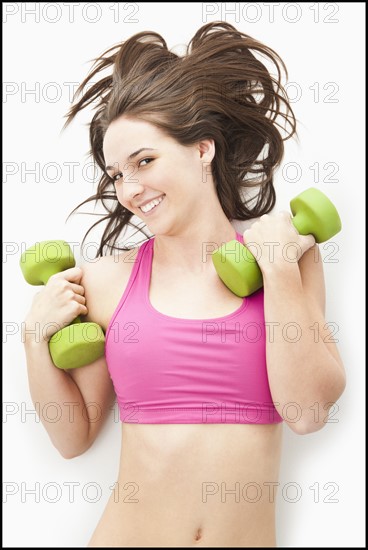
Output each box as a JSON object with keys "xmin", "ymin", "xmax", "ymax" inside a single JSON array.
[{"xmin": 242, "ymin": 211, "xmax": 316, "ymax": 275}]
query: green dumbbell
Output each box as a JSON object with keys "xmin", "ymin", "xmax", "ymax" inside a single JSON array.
[
  {"xmin": 212, "ymin": 187, "xmax": 342, "ymax": 297},
  {"xmin": 20, "ymin": 240, "xmax": 105, "ymax": 370}
]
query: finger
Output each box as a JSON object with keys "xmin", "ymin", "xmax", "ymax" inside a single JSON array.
[
  {"xmin": 300, "ymin": 233, "xmax": 316, "ymax": 250},
  {"xmin": 50, "ymin": 267, "xmax": 83, "ymax": 284},
  {"xmin": 281, "ymin": 211, "xmax": 299, "ymax": 234},
  {"xmin": 78, "ymin": 303, "xmax": 88, "ymax": 316},
  {"xmin": 279, "ymin": 210, "xmax": 291, "ymax": 218},
  {"xmin": 72, "ymin": 293, "xmax": 86, "ymax": 305},
  {"xmin": 68, "ymin": 282, "xmax": 85, "ymax": 296}
]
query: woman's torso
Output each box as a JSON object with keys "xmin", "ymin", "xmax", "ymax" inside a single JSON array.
[{"xmin": 87, "ymin": 236, "xmax": 283, "ymax": 547}]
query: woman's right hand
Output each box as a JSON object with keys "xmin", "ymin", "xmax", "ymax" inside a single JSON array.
[{"xmin": 23, "ymin": 267, "xmax": 88, "ymax": 344}]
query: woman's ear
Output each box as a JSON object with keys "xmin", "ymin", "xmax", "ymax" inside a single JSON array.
[{"xmin": 197, "ymin": 139, "xmax": 215, "ymax": 162}]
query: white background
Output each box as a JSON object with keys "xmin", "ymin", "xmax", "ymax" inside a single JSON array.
[{"xmin": 3, "ymin": 2, "xmax": 365, "ymax": 547}]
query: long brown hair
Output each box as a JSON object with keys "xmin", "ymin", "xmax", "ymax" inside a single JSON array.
[{"xmin": 64, "ymin": 21, "xmax": 296, "ymax": 256}]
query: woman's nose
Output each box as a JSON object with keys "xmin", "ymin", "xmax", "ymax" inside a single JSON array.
[{"xmin": 121, "ymin": 174, "xmax": 145, "ymax": 203}]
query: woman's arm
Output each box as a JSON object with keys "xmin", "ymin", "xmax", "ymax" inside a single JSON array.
[
  {"xmin": 244, "ymin": 212, "xmax": 346, "ymax": 435},
  {"xmin": 24, "ymin": 338, "xmax": 115, "ymax": 459},
  {"xmin": 23, "ymin": 262, "xmax": 116, "ymax": 459}
]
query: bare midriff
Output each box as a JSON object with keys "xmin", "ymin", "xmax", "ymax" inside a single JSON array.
[{"xmin": 88, "ymin": 422, "xmax": 283, "ymax": 547}]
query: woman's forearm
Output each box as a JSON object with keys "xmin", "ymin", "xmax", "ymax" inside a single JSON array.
[
  {"xmin": 262, "ymin": 264, "xmax": 346, "ymax": 434},
  {"xmin": 24, "ymin": 335, "xmax": 92, "ymax": 458}
]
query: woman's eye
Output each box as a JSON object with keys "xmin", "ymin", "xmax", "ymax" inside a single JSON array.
[
  {"xmin": 112, "ymin": 172, "xmax": 123, "ymax": 183},
  {"xmin": 109, "ymin": 159, "xmax": 153, "ymax": 182},
  {"xmin": 139, "ymin": 158, "xmax": 153, "ymax": 167}
]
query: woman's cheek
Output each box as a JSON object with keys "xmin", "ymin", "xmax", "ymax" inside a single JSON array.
[{"xmin": 115, "ymin": 188, "xmax": 127, "ymax": 208}]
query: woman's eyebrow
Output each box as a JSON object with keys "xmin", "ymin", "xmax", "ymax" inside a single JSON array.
[{"xmin": 105, "ymin": 148, "xmax": 157, "ymax": 171}]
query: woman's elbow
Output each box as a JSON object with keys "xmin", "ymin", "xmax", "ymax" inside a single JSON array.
[
  {"xmin": 289, "ymin": 419, "xmax": 325, "ymax": 436},
  {"xmin": 55, "ymin": 438, "xmax": 93, "ymax": 460},
  {"xmin": 59, "ymin": 448, "xmax": 86, "ymax": 460},
  {"xmin": 288, "ymin": 382, "xmax": 347, "ymax": 436}
]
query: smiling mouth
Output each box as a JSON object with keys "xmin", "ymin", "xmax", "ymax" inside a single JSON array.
[{"xmin": 139, "ymin": 195, "xmax": 165, "ymax": 214}]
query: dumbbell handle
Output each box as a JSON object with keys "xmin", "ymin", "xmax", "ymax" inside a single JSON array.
[
  {"xmin": 20, "ymin": 240, "xmax": 105, "ymax": 369},
  {"xmin": 229, "ymin": 210, "xmax": 314, "ymax": 297},
  {"xmin": 20, "ymin": 241, "xmax": 84, "ymax": 327},
  {"xmin": 212, "ymin": 187, "xmax": 342, "ymax": 297}
]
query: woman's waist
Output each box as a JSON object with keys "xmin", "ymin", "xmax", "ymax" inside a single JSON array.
[
  {"xmin": 98, "ymin": 470, "xmax": 278, "ymax": 547},
  {"xmin": 118, "ymin": 422, "xmax": 283, "ymax": 492},
  {"xmin": 114, "ymin": 470, "xmax": 282, "ymax": 510},
  {"xmin": 91, "ymin": 425, "xmax": 282, "ymax": 548}
]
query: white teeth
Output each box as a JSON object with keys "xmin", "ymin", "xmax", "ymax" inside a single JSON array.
[{"xmin": 140, "ymin": 196, "xmax": 164, "ymax": 213}]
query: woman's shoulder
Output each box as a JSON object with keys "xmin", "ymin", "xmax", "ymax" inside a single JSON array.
[
  {"xmin": 80, "ymin": 246, "xmax": 140, "ymax": 279},
  {"xmin": 79, "ymin": 246, "xmax": 140, "ymax": 330}
]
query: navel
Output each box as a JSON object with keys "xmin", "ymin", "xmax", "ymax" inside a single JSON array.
[{"xmin": 194, "ymin": 527, "xmax": 202, "ymax": 542}]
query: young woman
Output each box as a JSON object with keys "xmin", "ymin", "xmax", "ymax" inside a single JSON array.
[{"xmin": 23, "ymin": 22, "xmax": 346, "ymax": 547}]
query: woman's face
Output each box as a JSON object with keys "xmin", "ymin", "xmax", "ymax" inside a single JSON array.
[{"xmin": 103, "ymin": 116, "xmax": 214, "ymax": 235}]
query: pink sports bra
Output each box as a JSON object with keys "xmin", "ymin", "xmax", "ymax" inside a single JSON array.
[{"xmin": 105, "ymin": 231, "xmax": 283, "ymax": 425}]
